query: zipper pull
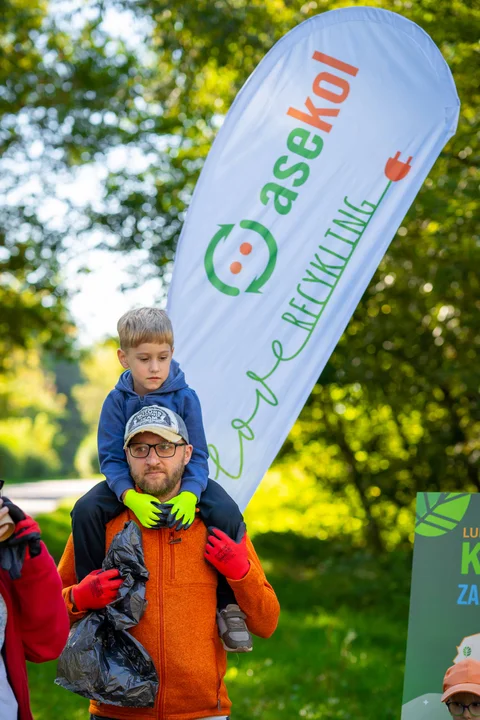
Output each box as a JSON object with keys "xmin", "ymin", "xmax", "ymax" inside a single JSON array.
[{"xmin": 168, "ymin": 530, "xmax": 182, "ymax": 544}]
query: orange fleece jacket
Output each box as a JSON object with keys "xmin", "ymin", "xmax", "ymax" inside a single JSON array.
[{"xmin": 57, "ymin": 509, "xmax": 280, "ymax": 720}]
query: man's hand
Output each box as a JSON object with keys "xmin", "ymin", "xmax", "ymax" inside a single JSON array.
[
  {"xmin": 123, "ymin": 489, "xmax": 165, "ymax": 529},
  {"xmin": 158, "ymin": 491, "xmax": 197, "ymax": 531},
  {"xmin": 204, "ymin": 522, "xmax": 250, "ymax": 580},
  {"xmin": 72, "ymin": 569, "xmax": 124, "ymax": 611}
]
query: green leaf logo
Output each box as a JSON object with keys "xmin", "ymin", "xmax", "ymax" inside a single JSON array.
[
  {"xmin": 464, "ymin": 646, "xmax": 472, "ymax": 657},
  {"xmin": 415, "ymin": 492, "xmax": 471, "ymax": 537}
]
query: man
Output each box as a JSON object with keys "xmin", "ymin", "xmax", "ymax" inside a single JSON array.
[
  {"xmin": 0, "ymin": 496, "xmax": 70, "ymax": 720},
  {"xmin": 58, "ymin": 405, "xmax": 280, "ymax": 720},
  {"xmin": 442, "ymin": 659, "xmax": 480, "ymax": 718}
]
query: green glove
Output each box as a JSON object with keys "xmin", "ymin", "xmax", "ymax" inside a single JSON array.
[
  {"xmin": 123, "ymin": 490, "xmax": 163, "ymax": 529},
  {"xmin": 160, "ymin": 491, "xmax": 197, "ymax": 531}
]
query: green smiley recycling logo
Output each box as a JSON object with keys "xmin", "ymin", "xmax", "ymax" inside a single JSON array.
[{"xmin": 204, "ymin": 219, "xmax": 278, "ymax": 297}]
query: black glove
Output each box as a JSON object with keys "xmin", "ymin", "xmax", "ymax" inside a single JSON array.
[
  {"xmin": 154, "ymin": 502, "xmax": 191, "ymax": 531},
  {"xmin": 0, "ymin": 498, "xmax": 41, "ymax": 579}
]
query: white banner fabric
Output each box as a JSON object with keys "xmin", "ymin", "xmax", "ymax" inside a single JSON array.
[{"xmin": 167, "ymin": 7, "xmax": 460, "ymax": 511}]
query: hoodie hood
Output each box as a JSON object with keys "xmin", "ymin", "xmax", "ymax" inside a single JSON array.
[{"xmin": 115, "ymin": 359, "xmax": 187, "ymax": 397}]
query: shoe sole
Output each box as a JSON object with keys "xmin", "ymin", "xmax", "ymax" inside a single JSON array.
[{"xmin": 222, "ymin": 641, "xmax": 253, "ymax": 652}]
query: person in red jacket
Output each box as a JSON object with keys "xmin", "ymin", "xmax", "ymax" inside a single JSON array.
[{"xmin": 0, "ymin": 496, "xmax": 70, "ymax": 720}]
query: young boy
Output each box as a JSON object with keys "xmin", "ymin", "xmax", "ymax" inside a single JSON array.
[{"xmin": 71, "ymin": 307, "xmax": 252, "ymax": 652}]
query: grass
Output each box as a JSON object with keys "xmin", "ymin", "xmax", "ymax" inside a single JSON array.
[{"xmin": 27, "ymin": 501, "xmax": 411, "ymax": 719}]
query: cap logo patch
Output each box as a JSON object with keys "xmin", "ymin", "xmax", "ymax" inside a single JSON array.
[{"xmin": 127, "ymin": 406, "xmax": 176, "ymax": 433}]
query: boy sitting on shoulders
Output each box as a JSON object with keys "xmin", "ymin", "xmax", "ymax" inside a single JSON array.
[{"xmin": 71, "ymin": 307, "xmax": 252, "ymax": 652}]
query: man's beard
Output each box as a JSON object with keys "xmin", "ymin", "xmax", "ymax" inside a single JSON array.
[{"xmin": 131, "ymin": 461, "xmax": 184, "ymax": 500}]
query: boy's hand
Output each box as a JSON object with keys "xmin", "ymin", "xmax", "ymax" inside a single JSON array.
[
  {"xmin": 72, "ymin": 569, "xmax": 123, "ymax": 611},
  {"xmin": 159, "ymin": 491, "xmax": 197, "ymax": 531},
  {"xmin": 204, "ymin": 523, "xmax": 250, "ymax": 580},
  {"xmin": 123, "ymin": 490, "xmax": 164, "ymax": 529}
]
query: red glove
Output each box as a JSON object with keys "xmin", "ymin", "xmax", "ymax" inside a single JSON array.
[
  {"xmin": 9, "ymin": 517, "xmax": 42, "ymax": 559},
  {"xmin": 72, "ymin": 569, "xmax": 124, "ymax": 611},
  {"xmin": 204, "ymin": 523, "xmax": 250, "ymax": 580},
  {"xmin": 1, "ymin": 498, "xmax": 41, "ymax": 560}
]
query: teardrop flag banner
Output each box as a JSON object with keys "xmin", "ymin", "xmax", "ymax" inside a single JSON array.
[{"xmin": 167, "ymin": 6, "xmax": 460, "ymax": 511}]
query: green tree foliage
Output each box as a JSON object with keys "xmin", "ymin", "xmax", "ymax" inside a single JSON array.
[
  {"xmin": 0, "ymin": 348, "xmax": 66, "ymax": 479},
  {"xmin": 53, "ymin": 358, "xmax": 88, "ymax": 475},
  {"xmin": 71, "ymin": 338, "xmax": 121, "ymax": 475},
  {"xmin": 0, "ymin": 0, "xmax": 76, "ymax": 358},
  {"xmin": 1, "ymin": 0, "xmax": 478, "ymax": 546}
]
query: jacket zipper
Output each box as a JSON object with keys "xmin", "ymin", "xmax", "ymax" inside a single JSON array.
[
  {"xmin": 168, "ymin": 530, "xmax": 181, "ymax": 581},
  {"xmin": 214, "ymin": 638, "xmax": 222, "ymax": 710},
  {"xmin": 158, "ymin": 532, "xmax": 166, "ymax": 718},
  {"xmin": 159, "ymin": 531, "xmax": 182, "ymax": 715},
  {"xmin": 166, "ymin": 531, "xmax": 220, "ymax": 709}
]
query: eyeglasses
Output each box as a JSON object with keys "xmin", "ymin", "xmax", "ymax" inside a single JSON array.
[
  {"xmin": 128, "ymin": 441, "xmax": 187, "ymax": 459},
  {"xmin": 447, "ymin": 701, "xmax": 480, "ymax": 716}
]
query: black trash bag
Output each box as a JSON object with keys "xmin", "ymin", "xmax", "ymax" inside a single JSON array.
[{"xmin": 55, "ymin": 521, "xmax": 159, "ymax": 707}]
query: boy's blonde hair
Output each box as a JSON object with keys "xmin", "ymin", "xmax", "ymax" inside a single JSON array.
[{"xmin": 117, "ymin": 307, "xmax": 174, "ymax": 350}]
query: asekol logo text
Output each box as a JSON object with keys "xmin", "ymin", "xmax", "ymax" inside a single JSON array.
[{"xmin": 204, "ymin": 50, "xmax": 359, "ymax": 296}]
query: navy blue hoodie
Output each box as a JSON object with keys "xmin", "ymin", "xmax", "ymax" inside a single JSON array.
[{"xmin": 97, "ymin": 359, "xmax": 209, "ymax": 501}]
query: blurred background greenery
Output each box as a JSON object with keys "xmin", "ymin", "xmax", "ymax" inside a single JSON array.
[{"xmin": 0, "ymin": 0, "xmax": 478, "ymax": 716}]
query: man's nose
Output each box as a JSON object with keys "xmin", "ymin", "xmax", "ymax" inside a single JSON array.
[{"xmin": 145, "ymin": 447, "xmax": 161, "ymax": 464}]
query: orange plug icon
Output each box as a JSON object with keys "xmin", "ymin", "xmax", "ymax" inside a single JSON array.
[{"xmin": 385, "ymin": 151, "xmax": 413, "ymax": 181}]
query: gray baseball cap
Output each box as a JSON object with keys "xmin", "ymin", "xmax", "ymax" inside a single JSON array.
[{"xmin": 124, "ymin": 405, "xmax": 189, "ymax": 448}]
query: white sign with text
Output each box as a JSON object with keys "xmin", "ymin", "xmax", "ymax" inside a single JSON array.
[{"xmin": 168, "ymin": 6, "xmax": 459, "ymax": 510}]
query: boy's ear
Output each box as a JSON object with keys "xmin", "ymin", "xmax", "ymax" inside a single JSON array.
[{"xmin": 117, "ymin": 348, "xmax": 130, "ymax": 369}]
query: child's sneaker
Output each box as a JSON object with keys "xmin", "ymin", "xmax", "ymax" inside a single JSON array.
[{"xmin": 217, "ymin": 604, "xmax": 253, "ymax": 652}]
